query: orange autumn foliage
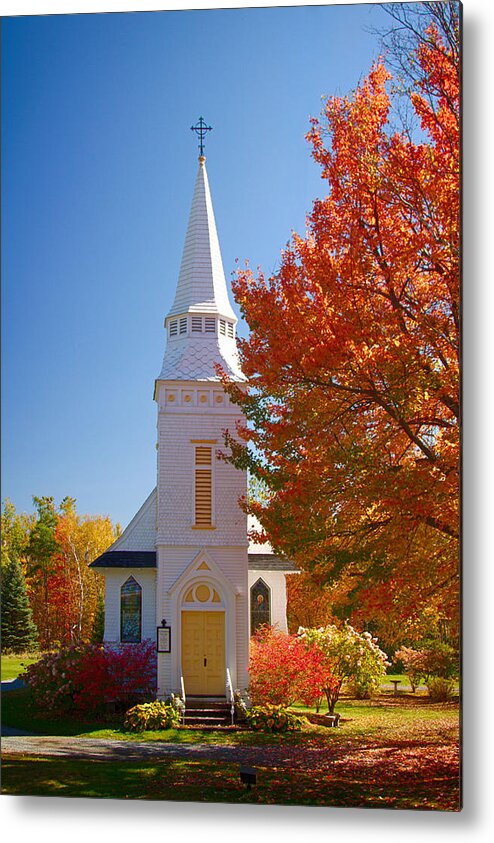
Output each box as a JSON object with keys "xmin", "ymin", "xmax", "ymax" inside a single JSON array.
[{"xmin": 222, "ymin": 26, "xmax": 459, "ymax": 633}]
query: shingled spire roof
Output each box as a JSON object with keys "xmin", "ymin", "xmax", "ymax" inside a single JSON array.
[
  {"xmin": 157, "ymin": 154, "xmax": 245, "ymax": 382},
  {"xmin": 168, "ymin": 157, "xmax": 236, "ymax": 320}
]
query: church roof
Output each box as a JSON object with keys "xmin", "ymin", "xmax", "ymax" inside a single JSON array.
[
  {"xmin": 158, "ymin": 334, "xmax": 244, "ymax": 381},
  {"xmin": 157, "ymin": 156, "xmax": 245, "ymax": 383},
  {"xmin": 90, "ymin": 551, "xmax": 157, "ymax": 569},
  {"xmin": 168, "ymin": 157, "xmax": 236, "ymax": 321},
  {"xmin": 248, "ymin": 553, "xmax": 299, "ymax": 572},
  {"xmin": 90, "ymin": 549, "xmax": 298, "ymax": 572}
]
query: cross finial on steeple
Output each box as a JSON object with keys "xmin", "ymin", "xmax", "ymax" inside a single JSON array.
[{"xmin": 191, "ymin": 116, "xmax": 212, "ymax": 157}]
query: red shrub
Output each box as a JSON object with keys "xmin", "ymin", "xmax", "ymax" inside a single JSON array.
[
  {"xmin": 249, "ymin": 625, "xmax": 337, "ymax": 708},
  {"xmin": 23, "ymin": 640, "xmax": 156, "ymax": 714}
]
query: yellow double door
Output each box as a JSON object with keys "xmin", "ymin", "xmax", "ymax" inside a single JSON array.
[{"xmin": 181, "ymin": 611, "xmax": 225, "ymax": 696}]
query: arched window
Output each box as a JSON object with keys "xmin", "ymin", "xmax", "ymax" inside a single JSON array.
[
  {"xmin": 120, "ymin": 576, "xmax": 142, "ymax": 643},
  {"xmin": 250, "ymin": 578, "xmax": 271, "ymax": 633}
]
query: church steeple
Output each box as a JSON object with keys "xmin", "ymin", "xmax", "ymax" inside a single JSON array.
[
  {"xmin": 157, "ymin": 133, "xmax": 244, "ymax": 383},
  {"xmin": 167, "ymin": 156, "xmax": 236, "ymax": 322}
]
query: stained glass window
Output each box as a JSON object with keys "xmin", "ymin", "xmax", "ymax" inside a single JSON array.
[
  {"xmin": 120, "ymin": 576, "xmax": 142, "ymax": 643},
  {"xmin": 250, "ymin": 578, "xmax": 270, "ymax": 633}
]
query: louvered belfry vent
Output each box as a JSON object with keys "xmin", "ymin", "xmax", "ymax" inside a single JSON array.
[{"xmin": 195, "ymin": 446, "xmax": 212, "ymax": 526}]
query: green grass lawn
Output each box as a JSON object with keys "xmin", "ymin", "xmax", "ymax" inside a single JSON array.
[
  {"xmin": 1, "ymin": 653, "xmax": 40, "ymax": 681},
  {"xmin": 2, "ymin": 687, "xmax": 459, "ymax": 746},
  {"xmin": 0, "ymin": 752, "xmax": 460, "ymax": 810},
  {"xmin": 1, "ymin": 686, "xmax": 460, "ymax": 809}
]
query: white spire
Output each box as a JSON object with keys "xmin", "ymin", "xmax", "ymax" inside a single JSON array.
[
  {"xmin": 157, "ymin": 156, "xmax": 245, "ymax": 383},
  {"xmin": 168, "ymin": 157, "xmax": 236, "ymax": 320}
]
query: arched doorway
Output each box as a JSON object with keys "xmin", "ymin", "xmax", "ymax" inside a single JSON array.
[{"xmin": 181, "ymin": 581, "xmax": 225, "ymax": 695}]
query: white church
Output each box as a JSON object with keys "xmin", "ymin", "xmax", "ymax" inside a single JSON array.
[{"xmin": 92, "ymin": 125, "xmax": 297, "ymax": 700}]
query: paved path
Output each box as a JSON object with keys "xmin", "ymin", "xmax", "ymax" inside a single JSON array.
[
  {"xmin": 1, "ymin": 734, "xmax": 337, "ymax": 770},
  {"xmin": 1, "ymin": 678, "xmax": 26, "ymax": 692}
]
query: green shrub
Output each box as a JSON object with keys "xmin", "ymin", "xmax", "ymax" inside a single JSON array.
[
  {"xmin": 245, "ymin": 704, "xmax": 305, "ymax": 733},
  {"xmin": 346, "ymin": 678, "xmax": 379, "ymax": 699},
  {"xmin": 427, "ymin": 677, "xmax": 456, "ymax": 702},
  {"xmin": 123, "ymin": 701, "xmax": 180, "ymax": 732},
  {"xmin": 421, "ymin": 640, "xmax": 459, "ymax": 680}
]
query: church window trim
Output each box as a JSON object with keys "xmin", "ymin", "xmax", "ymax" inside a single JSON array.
[
  {"xmin": 120, "ymin": 575, "xmax": 142, "ymax": 643},
  {"xmin": 227, "ymin": 321, "xmax": 234, "ymax": 339},
  {"xmin": 179, "ymin": 317, "xmax": 188, "ymax": 334},
  {"xmin": 205, "ymin": 317, "xmax": 215, "ymax": 333},
  {"xmin": 219, "ymin": 319, "xmax": 226, "ymax": 335},
  {"xmin": 169, "ymin": 319, "xmax": 178, "ymax": 337},
  {"xmin": 250, "ymin": 578, "xmax": 271, "ymax": 633},
  {"xmin": 191, "ymin": 316, "xmax": 202, "ymax": 333}
]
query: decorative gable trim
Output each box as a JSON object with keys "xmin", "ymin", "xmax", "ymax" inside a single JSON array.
[{"xmin": 167, "ymin": 548, "xmax": 239, "ymax": 598}]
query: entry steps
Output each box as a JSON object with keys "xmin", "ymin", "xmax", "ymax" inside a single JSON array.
[{"xmin": 183, "ymin": 696, "xmax": 233, "ymax": 728}]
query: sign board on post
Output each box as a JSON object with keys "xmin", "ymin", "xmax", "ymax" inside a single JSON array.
[{"xmin": 157, "ymin": 621, "xmax": 171, "ymax": 653}]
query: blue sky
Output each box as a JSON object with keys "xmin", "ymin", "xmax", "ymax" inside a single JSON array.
[{"xmin": 3, "ymin": 3, "xmax": 398, "ymax": 526}]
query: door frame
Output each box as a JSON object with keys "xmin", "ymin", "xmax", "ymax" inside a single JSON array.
[
  {"xmin": 181, "ymin": 609, "xmax": 226, "ymax": 695},
  {"xmin": 167, "ymin": 550, "xmax": 239, "ymax": 694}
]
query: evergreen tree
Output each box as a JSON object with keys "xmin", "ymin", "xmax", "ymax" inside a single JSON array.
[{"xmin": 1, "ymin": 557, "xmax": 39, "ymax": 653}]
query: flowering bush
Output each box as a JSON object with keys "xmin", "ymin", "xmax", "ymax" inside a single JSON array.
[
  {"xmin": 245, "ymin": 704, "xmax": 305, "ymax": 733},
  {"xmin": 233, "ymin": 689, "xmax": 248, "ymax": 723},
  {"xmin": 169, "ymin": 693, "xmax": 186, "ymax": 718},
  {"xmin": 299, "ymin": 624, "xmax": 390, "ymax": 712},
  {"xmin": 22, "ymin": 640, "xmax": 156, "ymax": 714},
  {"xmin": 124, "ymin": 701, "xmax": 180, "ymax": 731},
  {"xmin": 249, "ymin": 625, "xmax": 335, "ymax": 708},
  {"xmin": 395, "ymin": 640, "xmax": 458, "ymax": 694}
]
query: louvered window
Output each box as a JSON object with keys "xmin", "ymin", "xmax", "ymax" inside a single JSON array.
[
  {"xmin": 195, "ymin": 446, "xmax": 212, "ymax": 526},
  {"xmin": 227, "ymin": 322, "xmax": 234, "ymax": 338},
  {"xmin": 169, "ymin": 320, "xmax": 178, "ymax": 337},
  {"xmin": 205, "ymin": 317, "xmax": 215, "ymax": 333},
  {"xmin": 219, "ymin": 319, "xmax": 226, "ymax": 335},
  {"xmin": 191, "ymin": 316, "xmax": 202, "ymax": 333},
  {"xmin": 179, "ymin": 317, "xmax": 187, "ymax": 334}
]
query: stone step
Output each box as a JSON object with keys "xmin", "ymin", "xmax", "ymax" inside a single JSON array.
[
  {"xmin": 180, "ymin": 696, "xmax": 234, "ymax": 728},
  {"xmin": 185, "ymin": 697, "xmax": 228, "ymax": 709},
  {"xmin": 184, "ymin": 716, "xmax": 231, "ymax": 727},
  {"xmin": 185, "ymin": 708, "xmax": 230, "ymax": 715}
]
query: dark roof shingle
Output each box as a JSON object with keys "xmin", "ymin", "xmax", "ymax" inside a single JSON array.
[
  {"xmin": 90, "ymin": 551, "xmax": 157, "ymax": 569},
  {"xmin": 90, "ymin": 549, "xmax": 299, "ymax": 573},
  {"xmin": 248, "ymin": 553, "xmax": 299, "ymax": 572}
]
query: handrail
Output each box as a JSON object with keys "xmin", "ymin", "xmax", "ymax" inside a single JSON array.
[
  {"xmin": 180, "ymin": 675, "xmax": 186, "ymax": 726},
  {"xmin": 226, "ymin": 668, "xmax": 235, "ymax": 726}
]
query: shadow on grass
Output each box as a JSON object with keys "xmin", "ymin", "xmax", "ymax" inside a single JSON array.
[
  {"xmin": 1, "ymin": 689, "xmax": 125, "ymax": 737},
  {"xmin": 1, "ymin": 754, "xmax": 460, "ymax": 810}
]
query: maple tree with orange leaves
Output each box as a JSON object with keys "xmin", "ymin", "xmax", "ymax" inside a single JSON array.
[{"xmin": 222, "ymin": 19, "xmax": 459, "ymax": 638}]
